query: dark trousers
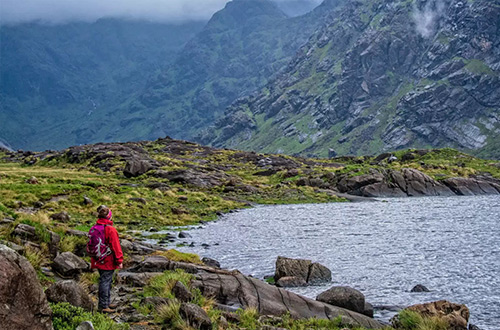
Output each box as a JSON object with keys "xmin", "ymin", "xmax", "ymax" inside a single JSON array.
[{"xmin": 98, "ymin": 269, "xmax": 114, "ymax": 309}]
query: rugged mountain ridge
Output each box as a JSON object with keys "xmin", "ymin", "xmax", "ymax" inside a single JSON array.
[
  {"xmin": 124, "ymin": 0, "xmax": 345, "ymax": 144},
  {"xmin": 205, "ymin": 0, "xmax": 500, "ymax": 159}
]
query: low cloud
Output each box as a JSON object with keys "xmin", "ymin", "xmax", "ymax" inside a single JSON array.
[
  {"xmin": 1, "ymin": 0, "xmax": 323, "ymax": 26},
  {"xmin": 1, "ymin": 0, "xmax": 230, "ymax": 25},
  {"xmin": 412, "ymin": 0, "xmax": 447, "ymax": 38}
]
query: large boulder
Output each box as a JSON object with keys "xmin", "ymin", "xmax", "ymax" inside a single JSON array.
[
  {"xmin": 0, "ymin": 244, "xmax": 52, "ymax": 330},
  {"xmin": 52, "ymin": 252, "xmax": 89, "ymax": 278},
  {"xmin": 275, "ymin": 256, "xmax": 331, "ymax": 286},
  {"xmin": 308, "ymin": 262, "xmax": 332, "ymax": 284},
  {"xmin": 275, "ymin": 276, "xmax": 307, "ymax": 288},
  {"xmin": 45, "ymin": 280, "xmax": 94, "ymax": 311},
  {"xmin": 192, "ymin": 269, "xmax": 383, "ymax": 328},
  {"xmin": 123, "ymin": 159, "xmax": 154, "ymax": 178},
  {"xmin": 275, "ymin": 256, "xmax": 311, "ymax": 282},
  {"xmin": 316, "ymin": 286, "xmax": 366, "ymax": 315},
  {"xmin": 402, "ymin": 300, "xmax": 469, "ymax": 330}
]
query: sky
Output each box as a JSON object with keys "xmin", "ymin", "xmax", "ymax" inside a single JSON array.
[{"xmin": 0, "ymin": 0, "xmax": 323, "ymax": 25}]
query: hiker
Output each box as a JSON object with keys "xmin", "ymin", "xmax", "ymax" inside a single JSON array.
[{"xmin": 87, "ymin": 205, "xmax": 123, "ymax": 313}]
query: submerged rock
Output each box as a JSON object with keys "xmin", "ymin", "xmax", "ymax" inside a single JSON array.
[{"xmin": 410, "ymin": 284, "xmax": 430, "ymax": 292}]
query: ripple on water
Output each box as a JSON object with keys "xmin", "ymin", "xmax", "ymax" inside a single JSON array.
[{"xmin": 176, "ymin": 196, "xmax": 500, "ymax": 330}]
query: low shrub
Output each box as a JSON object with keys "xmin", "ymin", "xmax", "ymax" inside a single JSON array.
[{"xmin": 50, "ymin": 302, "xmax": 129, "ymax": 330}]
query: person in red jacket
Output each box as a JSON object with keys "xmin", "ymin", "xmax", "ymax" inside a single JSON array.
[{"xmin": 91, "ymin": 205, "xmax": 123, "ymax": 313}]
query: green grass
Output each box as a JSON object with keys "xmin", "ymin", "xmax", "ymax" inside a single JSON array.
[{"xmin": 50, "ymin": 302, "xmax": 129, "ymax": 330}]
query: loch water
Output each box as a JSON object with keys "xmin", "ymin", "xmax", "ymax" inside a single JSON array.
[{"xmin": 177, "ymin": 196, "xmax": 500, "ymax": 329}]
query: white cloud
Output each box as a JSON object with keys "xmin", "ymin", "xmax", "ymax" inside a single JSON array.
[
  {"xmin": 0, "ymin": 0, "xmax": 231, "ymax": 25},
  {"xmin": 412, "ymin": 0, "xmax": 447, "ymax": 38},
  {"xmin": 0, "ymin": 0, "xmax": 323, "ymax": 25}
]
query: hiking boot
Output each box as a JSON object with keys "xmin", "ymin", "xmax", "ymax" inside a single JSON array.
[
  {"xmin": 99, "ymin": 308, "xmax": 115, "ymax": 313},
  {"xmin": 108, "ymin": 303, "xmax": 118, "ymax": 309}
]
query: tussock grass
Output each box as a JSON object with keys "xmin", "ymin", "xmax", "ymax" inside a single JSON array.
[{"xmin": 144, "ymin": 269, "xmax": 194, "ymax": 299}]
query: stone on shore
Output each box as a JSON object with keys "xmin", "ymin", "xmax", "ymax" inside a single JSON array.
[
  {"xmin": 0, "ymin": 244, "xmax": 53, "ymax": 330},
  {"xmin": 402, "ymin": 300, "xmax": 470, "ymax": 330}
]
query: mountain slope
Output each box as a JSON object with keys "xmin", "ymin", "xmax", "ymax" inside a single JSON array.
[
  {"xmin": 206, "ymin": 0, "xmax": 500, "ymax": 159},
  {"xmin": 116, "ymin": 0, "xmax": 345, "ymax": 144},
  {"xmin": 0, "ymin": 19, "xmax": 205, "ymax": 150}
]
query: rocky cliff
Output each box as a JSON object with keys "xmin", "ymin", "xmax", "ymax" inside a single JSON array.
[{"xmin": 205, "ymin": 0, "xmax": 500, "ymax": 159}]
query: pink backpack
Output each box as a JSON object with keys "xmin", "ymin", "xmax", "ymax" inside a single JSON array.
[{"xmin": 86, "ymin": 224, "xmax": 112, "ymax": 262}]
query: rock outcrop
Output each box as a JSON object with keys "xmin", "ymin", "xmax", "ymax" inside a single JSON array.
[
  {"xmin": 207, "ymin": 0, "xmax": 500, "ymax": 159},
  {"xmin": 126, "ymin": 255, "xmax": 382, "ymax": 328},
  {"xmin": 0, "ymin": 245, "xmax": 52, "ymax": 330}
]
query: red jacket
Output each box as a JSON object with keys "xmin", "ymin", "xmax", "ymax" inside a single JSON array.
[{"xmin": 90, "ymin": 218, "xmax": 124, "ymax": 270}]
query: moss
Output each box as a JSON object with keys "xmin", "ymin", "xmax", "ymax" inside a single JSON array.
[{"xmin": 153, "ymin": 249, "xmax": 202, "ymax": 265}]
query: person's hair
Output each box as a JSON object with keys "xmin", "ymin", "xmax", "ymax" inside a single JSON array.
[{"xmin": 97, "ymin": 205, "xmax": 110, "ymax": 219}]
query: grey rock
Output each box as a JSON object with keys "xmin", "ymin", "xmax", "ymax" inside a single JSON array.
[
  {"xmin": 180, "ymin": 302, "xmax": 212, "ymax": 330},
  {"xmin": 45, "ymin": 280, "xmax": 93, "ymax": 311},
  {"xmin": 316, "ymin": 286, "xmax": 366, "ymax": 315},
  {"xmin": 276, "ymin": 276, "xmax": 307, "ymax": 287},
  {"xmin": 117, "ymin": 272, "xmax": 163, "ymax": 287},
  {"xmin": 275, "ymin": 256, "xmax": 311, "ymax": 282},
  {"xmin": 307, "ymin": 262, "xmax": 332, "ymax": 284},
  {"xmin": 202, "ymin": 257, "xmax": 220, "ymax": 269},
  {"xmin": 172, "ymin": 281, "xmax": 193, "ymax": 302},
  {"xmin": 123, "ymin": 159, "xmax": 154, "ymax": 178},
  {"xmin": 76, "ymin": 321, "xmax": 95, "ymax": 330},
  {"xmin": 50, "ymin": 211, "xmax": 71, "ymax": 222},
  {"xmin": 0, "ymin": 244, "xmax": 53, "ymax": 330},
  {"xmin": 410, "ymin": 284, "xmax": 430, "ymax": 292},
  {"xmin": 192, "ymin": 269, "xmax": 383, "ymax": 328},
  {"xmin": 52, "ymin": 252, "xmax": 89, "ymax": 278}
]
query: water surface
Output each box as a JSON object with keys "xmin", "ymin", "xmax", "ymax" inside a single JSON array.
[{"xmin": 176, "ymin": 196, "xmax": 500, "ymax": 329}]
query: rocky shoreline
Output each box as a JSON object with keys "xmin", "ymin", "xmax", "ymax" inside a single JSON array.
[{"xmin": 0, "ymin": 234, "xmax": 475, "ymax": 330}]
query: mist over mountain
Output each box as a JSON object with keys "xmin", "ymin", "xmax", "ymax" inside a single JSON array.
[{"xmin": 0, "ymin": 0, "xmax": 334, "ymax": 150}]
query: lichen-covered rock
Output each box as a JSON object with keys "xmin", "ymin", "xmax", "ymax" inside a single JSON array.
[
  {"xmin": 275, "ymin": 256, "xmax": 311, "ymax": 283},
  {"xmin": 0, "ymin": 244, "xmax": 52, "ymax": 330},
  {"xmin": 393, "ymin": 300, "xmax": 469, "ymax": 330}
]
